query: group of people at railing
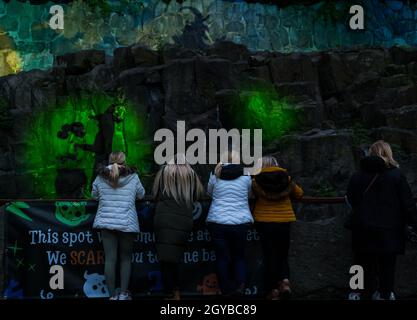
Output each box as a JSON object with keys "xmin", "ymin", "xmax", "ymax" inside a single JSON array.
[{"xmin": 91, "ymin": 140, "xmax": 417, "ymax": 300}]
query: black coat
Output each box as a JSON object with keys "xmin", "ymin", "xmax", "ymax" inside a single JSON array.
[
  {"xmin": 153, "ymin": 177, "xmax": 198, "ymax": 263},
  {"xmin": 154, "ymin": 198, "xmax": 193, "ymax": 263},
  {"xmin": 346, "ymin": 156, "xmax": 417, "ymax": 254}
]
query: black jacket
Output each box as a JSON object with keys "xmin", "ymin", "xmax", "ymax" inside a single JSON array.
[
  {"xmin": 346, "ymin": 156, "xmax": 417, "ymax": 253},
  {"xmin": 153, "ymin": 175, "xmax": 199, "ymax": 263}
]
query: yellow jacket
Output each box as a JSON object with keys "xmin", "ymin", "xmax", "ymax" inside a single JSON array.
[{"xmin": 252, "ymin": 167, "xmax": 303, "ymax": 223}]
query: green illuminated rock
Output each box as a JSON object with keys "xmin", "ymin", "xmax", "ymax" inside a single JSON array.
[{"xmin": 23, "ymin": 93, "xmax": 152, "ymax": 198}]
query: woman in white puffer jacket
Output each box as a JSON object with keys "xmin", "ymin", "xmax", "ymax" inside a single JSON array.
[
  {"xmin": 92, "ymin": 151, "xmax": 145, "ymax": 300},
  {"xmin": 206, "ymin": 150, "xmax": 253, "ymax": 296}
]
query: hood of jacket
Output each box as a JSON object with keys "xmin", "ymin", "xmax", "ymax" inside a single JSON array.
[
  {"xmin": 97, "ymin": 165, "xmax": 137, "ymax": 187},
  {"xmin": 254, "ymin": 166, "xmax": 293, "ymax": 200},
  {"xmin": 360, "ymin": 156, "xmax": 388, "ymax": 174},
  {"xmin": 220, "ymin": 163, "xmax": 244, "ymax": 180}
]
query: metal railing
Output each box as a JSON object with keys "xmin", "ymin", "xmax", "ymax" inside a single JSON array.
[{"xmin": 0, "ymin": 196, "xmax": 348, "ymax": 205}]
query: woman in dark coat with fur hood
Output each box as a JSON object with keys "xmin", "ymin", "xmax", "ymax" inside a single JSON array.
[{"xmin": 346, "ymin": 140, "xmax": 417, "ymax": 300}]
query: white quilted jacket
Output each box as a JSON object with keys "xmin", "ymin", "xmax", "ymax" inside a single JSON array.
[
  {"xmin": 92, "ymin": 173, "xmax": 145, "ymax": 233},
  {"xmin": 206, "ymin": 173, "xmax": 253, "ymax": 225}
]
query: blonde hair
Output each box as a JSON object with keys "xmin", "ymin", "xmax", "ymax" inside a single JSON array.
[
  {"xmin": 369, "ymin": 140, "xmax": 399, "ymax": 168},
  {"xmin": 214, "ymin": 150, "xmax": 240, "ymax": 178},
  {"xmin": 152, "ymin": 157, "xmax": 204, "ymax": 208},
  {"xmin": 260, "ymin": 155, "xmax": 279, "ymax": 168},
  {"xmin": 108, "ymin": 151, "xmax": 126, "ymax": 187}
]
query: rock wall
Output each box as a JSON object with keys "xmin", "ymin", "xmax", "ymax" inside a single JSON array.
[
  {"xmin": 5, "ymin": 42, "xmax": 417, "ymax": 198},
  {"xmin": 1, "ymin": 41, "xmax": 417, "ymax": 298},
  {"xmin": 3, "ymin": 0, "xmax": 417, "ymax": 76}
]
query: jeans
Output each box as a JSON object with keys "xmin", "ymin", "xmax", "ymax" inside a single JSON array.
[
  {"xmin": 207, "ymin": 222, "xmax": 249, "ymax": 294},
  {"xmin": 354, "ymin": 252, "xmax": 397, "ymax": 299},
  {"xmin": 256, "ymin": 222, "xmax": 291, "ymax": 291},
  {"xmin": 101, "ymin": 229, "xmax": 135, "ymax": 296}
]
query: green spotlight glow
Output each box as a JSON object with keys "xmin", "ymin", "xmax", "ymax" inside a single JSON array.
[
  {"xmin": 23, "ymin": 94, "xmax": 152, "ymax": 198},
  {"xmin": 232, "ymin": 89, "xmax": 299, "ymax": 143}
]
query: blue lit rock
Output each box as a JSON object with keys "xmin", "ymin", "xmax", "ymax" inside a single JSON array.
[
  {"xmin": 31, "ymin": 22, "xmax": 56, "ymax": 42},
  {"xmin": 5, "ymin": 0, "xmax": 26, "ymax": 16},
  {"xmin": 402, "ymin": 6, "xmax": 413, "ymax": 19},
  {"xmin": 0, "ymin": 1, "xmax": 5, "ymax": 15},
  {"xmin": 18, "ymin": 16, "xmax": 31, "ymax": 40},
  {"xmin": 290, "ymin": 28, "xmax": 312, "ymax": 50},
  {"xmin": 1, "ymin": 0, "xmax": 417, "ymax": 73},
  {"xmin": 0, "ymin": 15, "xmax": 18, "ymax": 32},
  {"xmin": 375, "ymin": 26, "xmax": 394, "ymax": 41},
  {"xmin": 386, "ymin": 0, "xmax": 403, "ymax": 11},
  {"xmin": 405, "ymin": 31, "xmax": 417, "ymax": 45},
  {"xmin": 392, "ymin": 37, "xmax": 408, "ymax": 46}
]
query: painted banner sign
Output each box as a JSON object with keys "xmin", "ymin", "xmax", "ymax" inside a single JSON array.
[{"xmin": 3, "ymin": 201, "xmax": 262, "ymax": 299}]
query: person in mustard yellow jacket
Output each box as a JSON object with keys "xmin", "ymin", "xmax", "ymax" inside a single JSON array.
[{"xmin": 252, "ymin": 156, "xmax": 303, "ymax": 300}]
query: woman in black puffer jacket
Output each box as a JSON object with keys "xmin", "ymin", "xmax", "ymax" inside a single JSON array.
[{"xmin": 346, "ymin": 140, "xmax": 417, "ymax": 300}]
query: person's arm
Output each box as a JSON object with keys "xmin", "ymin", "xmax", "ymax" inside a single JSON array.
[
  {"xmin": 207, "ymin": 173, "xmax": 216, "ymax": 197},
  {"xmin": 346, "ymin": 174, "xmax": 359, "ymax": 209},
  {"xmin": 399, "ymin": 174, "xmax": 417, "ymax": 232},
  {"xmin": 136, "ymin": 175, "xmax": 146, "ymax": 200},
  {"xmin": 251, "ymin": 178, "xmax": 260, "ymax": 197},
  {"xmin": 247, "ymin": 176, "xmax": 253, "ymax": 198},
  {"xmin": 291, "ymin": 181, "xmax": 304, "ymax": 200},
  {"xmin": 91, "ymin": 178, "xmax": 100, "ymax": 200}
]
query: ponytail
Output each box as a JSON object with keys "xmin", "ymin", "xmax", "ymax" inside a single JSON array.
[
  {"xmin": 110, "ymin": 163, "xmax": 120, "ymax": 186},
  {"xmin": 108, "ymin": 151, "xmax": 126, "ymax": 187}
]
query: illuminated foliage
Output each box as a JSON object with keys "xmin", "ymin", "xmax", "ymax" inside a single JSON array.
[
  {"xmin": 4, "ymin": 51, "xmax": 22, "ymax": 74},
  {"xmin": 0, "ymin": 29, "xmax": 22, "ymax": 76}
]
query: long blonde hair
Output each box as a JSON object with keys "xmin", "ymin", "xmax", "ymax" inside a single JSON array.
[
  {"xmin": 214, "ymin": 150, "xmax": 240, "ymax": 178},
  {"xmin": 108, "ymin": 151, "xmax": 126, "ymax": 186},
  {"xmin": 369, "ymin": 140, "xmax": 399, "ymax": 168},
  {"xmin": 152, "ymin": 157, "xmax": 204, "ymax": 207},
  {"xmin": 260, "ymin": 155, "xmax": 279, "ymax": 168},
  {"xmin": 251, "ymin": 155, "xmax": 279, "ymax": 175}
]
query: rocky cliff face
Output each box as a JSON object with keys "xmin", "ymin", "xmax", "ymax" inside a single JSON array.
[
  {"xmin": 1, "ymin": 41, "xmax": 417, "ymax": 298},
  {"xmin": 3, "ymin": 41, "xmax": 417, "ymax": 196}
]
